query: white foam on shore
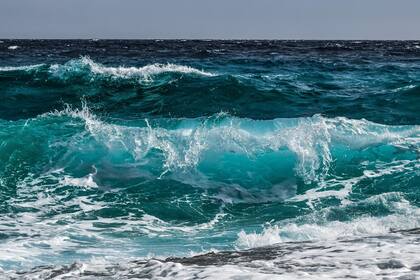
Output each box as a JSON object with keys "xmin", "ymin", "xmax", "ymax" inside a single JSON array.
[{"xmin": 4, "ymin": 233, "xmax": 420, "ymax": 279}]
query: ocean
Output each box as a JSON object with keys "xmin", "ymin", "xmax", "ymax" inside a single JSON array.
[{"xmin": 0, "ymin": 40, "xmax": 419, "ymax": 279}]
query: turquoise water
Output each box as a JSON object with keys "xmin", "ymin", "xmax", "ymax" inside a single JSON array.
[{"xmin": 0, "ymin": 40, "xmax": 419, "ymax": 276}]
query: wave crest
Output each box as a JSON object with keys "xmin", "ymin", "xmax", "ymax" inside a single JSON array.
[
  {"xmin": 44, "ymin": 104, "xmax": 419, "ymax": 187},
  {"xmin": 49, "ymin": 57, "xmax": 215, "ymax": 82},
  {"xmin": 0, "ymin": 57, "xmax": 215, "ymax": 84}
]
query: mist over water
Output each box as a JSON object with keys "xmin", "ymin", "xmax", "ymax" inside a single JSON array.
[{"xmin": 0, "ymin": 40, "xmax": 420, "ymax": 279}]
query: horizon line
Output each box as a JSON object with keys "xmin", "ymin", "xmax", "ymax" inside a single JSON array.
[{"xmin": 1, "ymin": 38, "xmax": 420, "ymax": 41}]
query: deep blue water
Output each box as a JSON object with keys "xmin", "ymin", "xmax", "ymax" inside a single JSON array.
[{"xmin": 0, "ymin": 40, "xmax": 419, "ymax": 278}]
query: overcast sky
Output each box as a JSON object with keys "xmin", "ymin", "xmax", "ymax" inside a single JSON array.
[{"xmin": 1, "ymin": 0, "xmax": 420, "ymax": 39}]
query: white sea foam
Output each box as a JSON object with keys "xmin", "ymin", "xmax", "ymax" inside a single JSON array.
[
  {"xmin": 0, "ymin": 166, "xmax": 226, "ymax": 270},
  {"xmin": 60, "ymin": 173, "xmax": 98, "ymax": 188},
  {"xmin": 59, "ymin": 166, "xmax": 98, "ymax": 189},
  {"xmin": 0, "ymin": 64, "xmax": 44, "ymax": 72},
  {"xmin": 288, "ymin": 158, "xmax": 419, "ymax": 207},
  {"xmin": 236, "ymin": 194, "xmax": 420, "ymax": 249},
  {"xmin": 237, "ymin": 225, "xmax": 284, "ymax": 248},
  {"xmin": 136, "ymin": 211, "xmax": 226, "ymax": 235}
]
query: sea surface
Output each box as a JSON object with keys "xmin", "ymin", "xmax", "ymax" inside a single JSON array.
[{"xmin": 0, "ymin": 40, "xmax": 419, "ymax": 279}]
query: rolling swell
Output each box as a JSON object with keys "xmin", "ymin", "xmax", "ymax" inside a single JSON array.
[{"xmin": 1, "ymin": 56, "xmax": 419, "ymax": 124}]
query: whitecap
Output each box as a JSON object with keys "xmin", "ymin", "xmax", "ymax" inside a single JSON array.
[
  {"xmin": 0, "ymin": 64, "xmax": 44, "ymax": 72},
  {"xmin": 48, "ymin": 56, "xmax": 215, "ymax": 82}
]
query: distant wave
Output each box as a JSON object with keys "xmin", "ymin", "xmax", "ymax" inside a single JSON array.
[
  {"xmin": 0, "ymin": 57, "xmax": 215, "ymax": 84},
  {"xmin": 49, "ymin": 57, "xmax": 215, "ymax": 80}
]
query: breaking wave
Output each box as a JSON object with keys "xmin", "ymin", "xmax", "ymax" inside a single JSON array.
[
  {"xmin": 0, "ymin": 57, "xmax": 215, "ymax": 84},
  {"xmin": 35, "ymin": 104, "xmax": 418, "ymax": 185},
  {"xmin": 2, "ymin": 103, "xmax": 417, "ymax": 203}
]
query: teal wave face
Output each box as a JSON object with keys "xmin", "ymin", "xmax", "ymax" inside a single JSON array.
[{"xmin": 0, "ymin": 41, "xmax": 420, "ymax": 273}]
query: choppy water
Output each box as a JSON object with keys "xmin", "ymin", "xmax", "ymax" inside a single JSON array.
[{"xmin": 0, "ymin": 40, "xmax": 419, "ymax": 279}]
